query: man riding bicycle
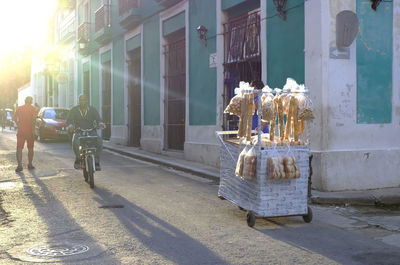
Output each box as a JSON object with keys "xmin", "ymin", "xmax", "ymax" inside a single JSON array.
[{"xmin": 67, "ymin": 95, "xmax": 105, "ymax": 171}]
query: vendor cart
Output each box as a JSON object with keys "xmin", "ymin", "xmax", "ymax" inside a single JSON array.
[{"xmin": 216, "ymin": 88, "xmax": 313, "ymax": 227}]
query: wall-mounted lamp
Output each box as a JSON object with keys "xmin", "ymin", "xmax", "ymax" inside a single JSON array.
[{"xmin": 197, "ymin": 25, "xmax": 208, "ymax": 47}]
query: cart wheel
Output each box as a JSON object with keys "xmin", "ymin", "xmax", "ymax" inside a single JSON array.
[
  {"xmin": 246, "ymin": 211, "xmax": 256, "ymax": 227},
  {"xmin": 303, "ymin": 206, "xmax": 313, "ymax": 223}
]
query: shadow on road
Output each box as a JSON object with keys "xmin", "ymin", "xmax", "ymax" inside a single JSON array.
[
  {"xmin": 14, "ymin": 171, "xmax": 119, "ymax": 264},
  {"xmin": 93, "ymin": 186, "xmax": 228, "ymax": 265},
  {"xmin": 257, "ymin": 219, "xmax": 400, "ymax": 265}
]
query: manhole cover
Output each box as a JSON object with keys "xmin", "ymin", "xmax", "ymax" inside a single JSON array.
[{"xmin": 27, "ymin": 244, "xmax": 89, "ymax": 257}]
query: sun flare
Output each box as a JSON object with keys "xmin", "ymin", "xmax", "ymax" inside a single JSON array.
[{"xmin": 0, "ymin": 0, "xmax": 56, "ymax": 58}]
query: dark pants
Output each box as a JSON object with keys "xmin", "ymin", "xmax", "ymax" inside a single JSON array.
[{"xmin": 72, "ymin": 133, "xmax": 103, "ymax": 163}]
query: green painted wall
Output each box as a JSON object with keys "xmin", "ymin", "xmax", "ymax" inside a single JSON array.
[
  {"xmin": 222, "ymin": 0, "xmax": 246, "ymax": 10},
  {"xmin": 83, "ymin": 61, "xmax": 90, "ymax": 72},
  {"xmin": 126, "ymin": 34, "xmax": 141, "ymax": 52},
  {"xmin": 266, "ymin": 0, "xmax": 304, "ymax": 88},
  {"xmin": 356, "ymin": 0, "xmax": 392, "ymax": 124},
  {"xmin": 143, "ymin": 15, "xmax": 161, "ymax": 126},
  {"xmin": 90, "ymin": 51, "xmax": 100, "ymax": 111},
  {"xmin": 163, "ymin": 11, "xmax": 185, "ymax": 36},
  {"xmin": 189, "ymin": 0, "xmax": 217, "ymax": 125},
  {"xmin": 78, "ymin": 3, "xmax": 83, "ymax": 24},
  {"xmin": 101, "ymin": 50, "xmax": 111, "ymax": 63},
  {"xmin": 226, "ymin": 0, "xmax": 259, "ymax": 18},
  {"xmin": 112, "ymin": 38, "xmax": 125, "ymax": 125},
  {"xmin": 77, "ymin": 57, "xmax": 82, "ymax": 97},
  {"xmin": 92, "ymin": 0, "xmax": 101, "ymax": 11}
]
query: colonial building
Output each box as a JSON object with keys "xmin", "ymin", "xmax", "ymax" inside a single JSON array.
[{"xmin": 31, "ymin": 0, "xmax": 400, "ymax": 192}]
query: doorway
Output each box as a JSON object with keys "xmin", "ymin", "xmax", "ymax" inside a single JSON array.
[
  {"xmin": 164, "ymin": 37, "xmax": 186, "ymax": 150},
  {"xmin": 127, "ymin": 48, "xmax": 141, "ymax": 147},
  {"xmin": 223, "ymin": 11, "xmax": 261, "ymax": 131},
  {"xmin": 101, "ymin": 60, "xmax": 112, "ymax": 140}
]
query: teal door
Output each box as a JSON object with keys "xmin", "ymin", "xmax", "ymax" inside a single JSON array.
[{"xmin": 356, "ymin": 0, "xmax": 392, "ymax": 124}]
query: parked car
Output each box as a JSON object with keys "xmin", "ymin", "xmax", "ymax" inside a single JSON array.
[{"xmin": 35, "ymin": 107, "xmax": 70, "ymax": 141}]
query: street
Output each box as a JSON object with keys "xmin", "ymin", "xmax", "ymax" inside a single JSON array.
[{"xmin": 0, "ymin": 129, "xmax": 400, "ymax": 265}]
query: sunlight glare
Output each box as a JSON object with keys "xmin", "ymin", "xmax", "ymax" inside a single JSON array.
[{"xmin": 0, "ymin": 0, "xmax": 56, "ymax": 56}]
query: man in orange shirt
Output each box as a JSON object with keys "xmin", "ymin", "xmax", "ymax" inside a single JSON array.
[{"xmin": 13, "ymin": 96, "xmax": 37, "ymax": 172}]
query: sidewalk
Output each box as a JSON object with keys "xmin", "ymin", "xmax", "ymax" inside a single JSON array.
[{"xmin": 104, "ymin": 142, "xmax": 400, "ymax": 206}]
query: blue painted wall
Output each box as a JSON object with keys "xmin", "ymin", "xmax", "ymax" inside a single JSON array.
[
  {"xmin": 356, "ymin": 0, "xmax": 392, "ymax": 124},
  {"xmin": 266, "ymin": 0, "xmax": 304, "ymax": 88},
  {"xmin": 143, "ymin": 15, "xmax": 161, "ymax": 126},
  {"xmin": 189, "ymin": 0, "xmax": 217, "ymax": 125}
]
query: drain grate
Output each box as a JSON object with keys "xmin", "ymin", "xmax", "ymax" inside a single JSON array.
[{"xmin": 27, "ymin": 244, "xmax": 89, "ymax": 257}]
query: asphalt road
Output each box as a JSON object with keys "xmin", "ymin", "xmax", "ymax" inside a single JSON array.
[{"xmin": 0, "ymin": 129, "xmax": 399, "ymax": 265}]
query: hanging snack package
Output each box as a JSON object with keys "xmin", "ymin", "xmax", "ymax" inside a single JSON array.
[
  {"xmin": 295, "ymin": 86, "xmax": 315, "ymax": 121},
  {"xmin": 235, "ymin": 145, "xmax": 250, "ymax": 177},
  {"xmin": 261, "ymin": 93, "xmax": 275, "ymax": 122},
  {"xmin": 242, "ymin": 146, "xmax": 257, "ymax": 179},
  {"xmin": 283, "ymin": 156, "xmax": 301, "ymax": 179},
  {"xmin": 251, "ymin": 134, "xmax": 273, "ymax": 147},
  {"xmin": 267, "ymin": 157, "xmax": 285, "ymax": 179},
  {"xmin": 224, "ymin": 93, "xmax": 243, "ymax": 117}
]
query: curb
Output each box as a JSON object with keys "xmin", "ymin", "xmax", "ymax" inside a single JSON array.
[
  {"xmin": 310, "ymin": 194, "xmax": 377, "ymax": 206},
  {"xmin": 311, "ymin": 191, "xmax": 400, "ymax": 206},
  {"xmin": 103, "ymin": 146, "xmax": 220, "ymax": 183}
]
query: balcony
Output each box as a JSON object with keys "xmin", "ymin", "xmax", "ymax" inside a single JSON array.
[
  {"xmin": 94, "ymin": 4, "xmax": 112, "ymax": 44},
  {"xmin": 77, "ymin": 22, "xmax": 90, "ymax": 43},
  {"xmin": 119, "ymin": 0, "xmax": 142, "ymax": 29},
  {"xmin": 155, "ymin": 0, "xmax": 181, "ymax": 8},
  {"xmin": 59, "ymin": 12, "xmax": 75, "ymax": 43}
]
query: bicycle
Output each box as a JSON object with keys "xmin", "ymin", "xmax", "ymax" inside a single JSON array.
[{"xmin": 75, "ymin": 127, "xmax": 99, "ymax": 188}]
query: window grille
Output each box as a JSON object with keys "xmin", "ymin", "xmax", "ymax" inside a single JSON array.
[
  {"xmin": 223, "ymin": 11, "xmax": 261, "ymax": 131},
  {"xmin": 224, "ymin": 11, "xmax": 261, "ymax": 64}
]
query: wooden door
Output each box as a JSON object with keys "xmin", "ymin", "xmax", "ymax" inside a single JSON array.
[
  {"xmin": 102, "ymin": 61, "xmax": 111, "ymax": 140},
  {"xmin": 128, "ymin": 49, "xmax": 141, "ymax": 147},
  {"xmin": 164, "ymin": 38, "xmax": 185, "ymax": 150}
]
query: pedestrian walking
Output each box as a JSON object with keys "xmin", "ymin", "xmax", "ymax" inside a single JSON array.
[
  {"xmin": 13, "ymin": 96, "xmax": 37, "ymax": 172},
  {"xmin": 0, "ymin": 109, "xmax": 6, "ymax": 132}
]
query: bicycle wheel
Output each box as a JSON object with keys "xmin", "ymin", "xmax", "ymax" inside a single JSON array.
[{"xmin": 87, "ymin": 155, "xmax": 94, "ymax": 188}]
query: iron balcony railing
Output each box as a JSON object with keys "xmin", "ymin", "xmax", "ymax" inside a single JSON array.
[
  {"xmin": 119, "ymin": 0, "xmax": 140, "ymax": 16},
  {"xmin": 95, "ymin": 4, "xmax": 111, "ymax": 32},
  {"xmin": 78, "ymin": 22, "xmax": 90, "ymax": 42}
]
